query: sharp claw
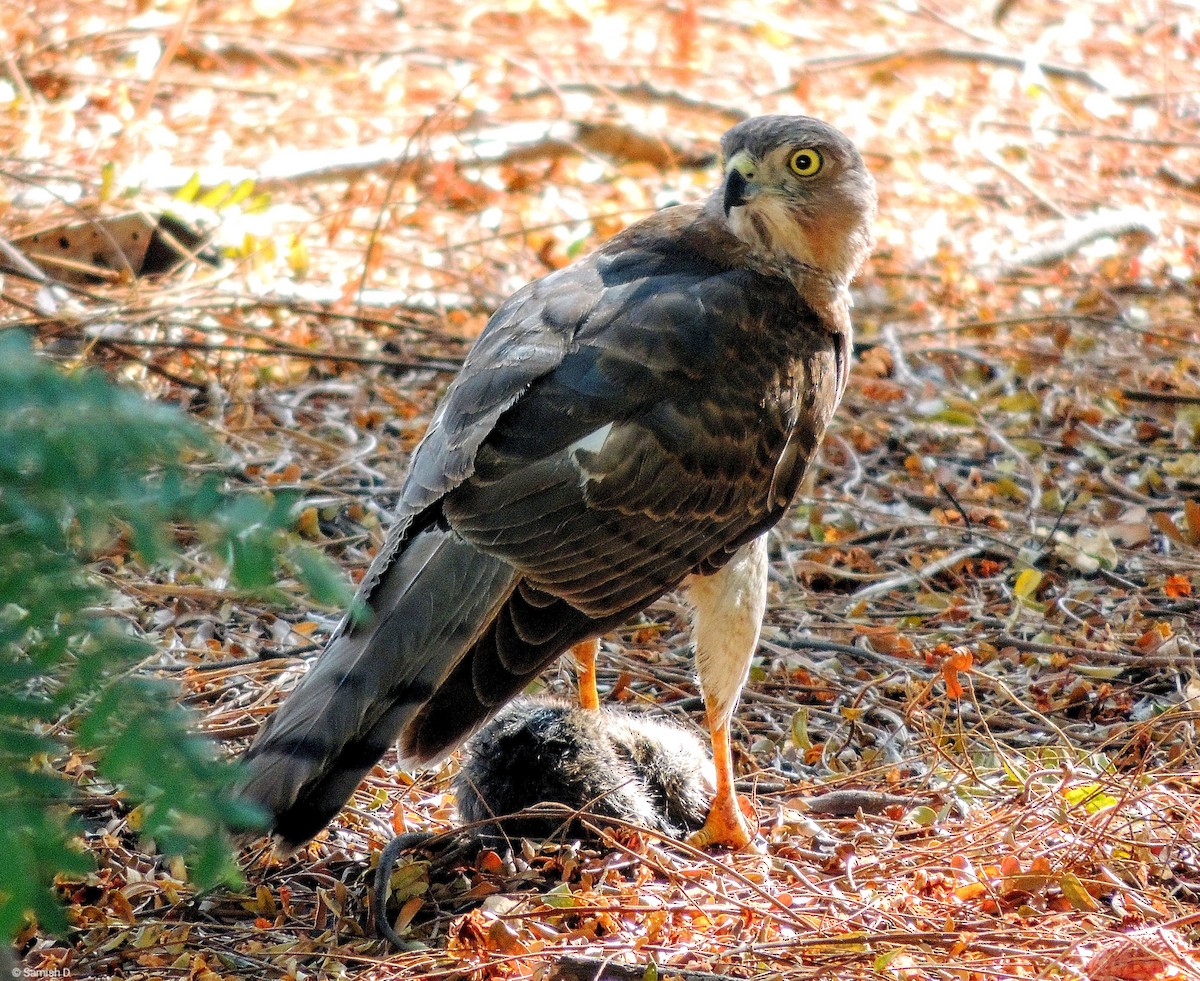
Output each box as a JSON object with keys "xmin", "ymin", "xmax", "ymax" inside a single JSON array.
[{"xmin": 686, "ymin": 797, "xmax": 756, "ymax": 850}]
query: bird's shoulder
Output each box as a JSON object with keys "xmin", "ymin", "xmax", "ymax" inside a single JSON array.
[
  {"xmin": 562, "ymin": 204, "xmax": 832, "ymax": 387},
  {"xmin": 402, "ymin": 203, "xmax": 813, "ymax": 494},
  {"xmin": 364, "ymin": 202, "xmax": 845, "ymax": 618}
]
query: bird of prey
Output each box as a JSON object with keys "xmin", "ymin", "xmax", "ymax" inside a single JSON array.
[{"xmin": 241, "ymin": 114, "xmax": 876, "ymax": 850}]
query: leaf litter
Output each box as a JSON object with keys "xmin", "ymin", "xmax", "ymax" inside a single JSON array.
[{"xmin": 4, "ymin": 0, "xmax": 1200, "ymax": 977}]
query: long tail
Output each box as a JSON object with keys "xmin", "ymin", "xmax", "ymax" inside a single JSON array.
[
  {"xmin": 238, "ymin": 518, "xmax": 611, "ymax": 847},
  {"xmin": 239, "ymin": 521, "xmax": 519, "ymax": 847}
]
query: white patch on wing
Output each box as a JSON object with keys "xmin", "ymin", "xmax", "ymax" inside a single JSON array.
[
  {"xmin": 684, "ymin": 535, "xmax": 769, "ymax": 727},
  {"xmin": 567, "ymin": 422, "xmax": 613, "ymax": 480}
]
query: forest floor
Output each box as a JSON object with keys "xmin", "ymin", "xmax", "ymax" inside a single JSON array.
[{"xmin": 5, "ymin": 0, "xmax": 1200, "ymax": 978}]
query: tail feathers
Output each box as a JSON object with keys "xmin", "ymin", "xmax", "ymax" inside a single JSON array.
[
  {"xmin": 243, "ymin": 691, "xmax": 417, "ymax": 847},
  {"xmin": 400, "ymin": 583, "xmax": 623, "ymax": 763},
  {"xmin": 238, "ymin": 522, "xmax": 517, "ymax": 847}
]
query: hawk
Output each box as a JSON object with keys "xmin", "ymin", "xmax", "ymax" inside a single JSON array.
[{"xmin": 241, "ymin": 114, "xmax": 876, "ymax": 850}]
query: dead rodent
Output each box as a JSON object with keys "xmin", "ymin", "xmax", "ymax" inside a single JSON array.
[{"xmin": 455, "ymin": 698, "xmax": 714, "ymax": 841}]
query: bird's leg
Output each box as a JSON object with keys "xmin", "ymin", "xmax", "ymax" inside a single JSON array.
[
  {"xmin": 692, "ymin": 708, "xmax": 750, "ymax": 849},
  {"xmin": 572, "ymin": 638, "xmax": 600, "ymax": 711},
  {"xmin": 683, "ymin": 535, "xmax": 769, "ymax": 850}
]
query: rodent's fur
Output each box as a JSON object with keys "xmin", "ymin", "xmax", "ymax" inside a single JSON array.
[{"xmin": 455, "ymin": 698, "xmax": 715, "ymax": 841}]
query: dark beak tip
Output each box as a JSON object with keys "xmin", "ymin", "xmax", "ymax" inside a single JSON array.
[{"xmin": 723, "ymin": 170, "xmax": 749, "ymax": 217}]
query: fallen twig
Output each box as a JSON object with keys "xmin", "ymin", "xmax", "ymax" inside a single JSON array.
[
  {"xmin": 849, "ymin": 545, "xmax": 983, "ymax": 602},
  {"xmin": 549, "ymin": 954, "xmax": 734, "ymax": 981}
]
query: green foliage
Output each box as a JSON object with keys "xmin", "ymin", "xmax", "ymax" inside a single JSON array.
[{"xmin": 0, "ymin": 330, "xmax": 352, "ymax": 941}]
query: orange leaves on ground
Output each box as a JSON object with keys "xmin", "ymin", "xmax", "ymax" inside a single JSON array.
[
  {"xmin": 446, "ymin": 907, "xmax": 493, "ymax": 957},
  {"xmin": 1178, "ymin": 494, "xmax": 1200, "ymax": 536},
  {"xmin": 788, "ymin": 665, "xmax": 838, "ymax": 704},
  {"xmin": 963, "ymin": 557, "xmax": 1006, "ymax": 580},
  {"xmin": 858, "ymin": 378, "xmax": 908, "ymax": 404},
  {"xmin": 266, "ymin": 461, "xmax": 302, "ymax": 485},
  {"xmin": 1153, "ymin": 512, "xmax": 1190, "ymax": 548},
  {"xmin": 1086, "ymin": 927, "xmax": 1200, "ymax": 981},
  {"xmin": 351, "ymin": 406, "xmax": 388, "ymax": 430},
  {"xmin": 1163, "ymin": 575, "xmax": 1192, "ymax": 598},
  {"xmin": 375, "ymin": 387, "xmax": 426, "ymax": 419},
  {"xmin": 942, "ymin": 652, "xmax": 973, "ymax": 699},
  {"xmin": 845, "ymin": 422, "xmax": 882, "ymax": 453},
  {"xmin": 25, "ymin": 0, "xmax": 1200, "ymax": 976},
  {"xmin": 444, "ymin": 308, "xmax": 490, "ymax": 340},
  {"xmin": 1135, "ymin": 622, "xmax": 1173, "ymax": 653},
  {"xmin": 854, "ymin": 624, "xmax": 917, "ymax": 657},
  {"xmin": 670, "ymin": 0, "xmax": 699, "ymax": 72},
  {"xmin": 953, "ymin": 879, "xmax": 987, "ymax": 903},
  {"xmin": 922, "ymin": 643, "xmax": 973, "ymax": 699},
  {"xmin": 528, "ymin": 230, "xmax": 573, "ymax": 271},
  {"xmin": 106, "ymin": 887, "xmax": 137, "ymax": 924},
  {"xmin": 477, "ymin": 850, "xmax": 505, "ymax": 874},
  {"xmin": 932, "ymin": 504, "xmax": 1010, "ymax": 531},
  {"xmin": 917, "ymin": 848, "xmax": 1117, "ymax": 922},
  {"xmin": 997, "ymin": 853, "xmax": 1054, "ymax": 897},
  {"xmin": 425, "ymin": 159, "xmax": 496, "ymax": 212},
  {"xmin": 631, "ymin": 623, "xmax": 667, "ymax": 646},
  {"xmin": 858, "ymin": 345, "xmax": 894, "ymax": 378},
  {"xmin": 361, "ymin": 239, "xmax": 387, "ymax": 291},
  {"xmin": 183, "ymin": 953, "xmax": 230, "ymax": 981},
  {"xmin": 487, "ymin": 917, "xmax": 530, "ymax": 956}
]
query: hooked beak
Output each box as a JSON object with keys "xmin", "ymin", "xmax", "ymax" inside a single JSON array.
[
  {"xmin": 722, "ymin": 149, "xmax": 757, "ymax": 217},
  {"xmin": 723, "ymin": 169, "xmax": 749, "ymax": 216}
]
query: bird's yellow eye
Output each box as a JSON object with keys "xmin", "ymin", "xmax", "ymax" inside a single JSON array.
[{"xmin": 789, "ymin": 147, "xmax": 823, "ymax": 177}]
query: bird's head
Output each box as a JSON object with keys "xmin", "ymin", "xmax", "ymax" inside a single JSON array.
[{"xmin": 712, "ymin": 115, "xmax": 876, "ymax": 289}]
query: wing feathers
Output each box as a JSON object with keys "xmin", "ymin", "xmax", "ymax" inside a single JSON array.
[{"xmin": 241, "ymin": 199, "xmax": 850, "ymax": 845}]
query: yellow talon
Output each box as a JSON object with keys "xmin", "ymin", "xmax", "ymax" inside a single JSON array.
[{"xmin": 687, "ymin": 793, "xmax": 755, "ymax": 850}]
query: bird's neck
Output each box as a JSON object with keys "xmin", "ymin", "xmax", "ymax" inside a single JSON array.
[{"xmin": 703, "ymin": 193, "xmax": 855, "ymax": 324}]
